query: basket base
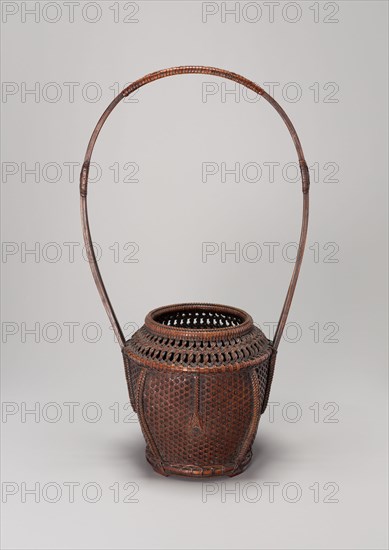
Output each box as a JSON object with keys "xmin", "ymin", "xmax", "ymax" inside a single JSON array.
[{"xmin": 145, "ymin": 447, "xmax": 252, "ymax": 478}]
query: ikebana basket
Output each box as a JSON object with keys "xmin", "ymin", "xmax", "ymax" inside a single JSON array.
[{"xmin": 80, "ymin": 66, "xmax": 310, "ymax": 478}]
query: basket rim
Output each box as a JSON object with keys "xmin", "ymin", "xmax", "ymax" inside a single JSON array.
[{"xmin": 145, "ymin": 302, "xmax": 253, "ymax": 340}]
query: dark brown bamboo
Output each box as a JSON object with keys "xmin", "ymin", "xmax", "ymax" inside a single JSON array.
[
  {"xmin": 126, "ymin": 302, "xmax": 273, "ymax": 476},
  {"xmin": 79, "ymin": 66, "xmax": 310, "ymax": 352}
]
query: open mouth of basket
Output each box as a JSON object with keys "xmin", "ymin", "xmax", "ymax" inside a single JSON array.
[
  {"xmin": 156, "ymin": 307, "xmax": 243, "ymax": 329},
  {"xmin": 145, "ymin": 303, "xmax": 252, "ymax": 337}
]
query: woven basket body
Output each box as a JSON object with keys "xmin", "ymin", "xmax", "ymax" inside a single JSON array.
[
  {"xmin": 123, "ymin": 304, "xmax": 274, "ymax": 477},
  {"xmin": 80, "ymin": 66, "xmax": 310, "ymax": 478}
]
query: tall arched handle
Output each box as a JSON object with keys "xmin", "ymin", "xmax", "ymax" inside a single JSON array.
[{"xmin": 80, "ymin": 66, "xmax": 310, "ymax": 351}]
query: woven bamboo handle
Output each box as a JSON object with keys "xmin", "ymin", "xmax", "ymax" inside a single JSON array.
[{"xmin": 80, "ymin": 66, "xmax": 310, "ymax": 350}]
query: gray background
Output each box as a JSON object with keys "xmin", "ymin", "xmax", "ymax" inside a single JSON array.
[{"xmin": 1, "ymin": 1, "xmax": 388, "ymax": 549}]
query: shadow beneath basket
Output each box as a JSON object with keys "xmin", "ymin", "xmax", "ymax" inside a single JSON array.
[
  {"xmin": 246, "ymin": 433, "xmax": 288, "ymax": 479},
  {"xmin": 112, "ymin": 430, "xmax": 287, "ymax": 483},
  {"xmin": 114, "ymin": 435, "xmax": 158, "ymax": 480}
]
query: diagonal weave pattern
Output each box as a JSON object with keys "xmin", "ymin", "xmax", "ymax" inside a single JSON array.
[
  {"xmin": 141, "ymin": 363, "xmax": 269, "ymax": 469},
  {"xmin": 123, "ymin": 303, "xmax": 274, "ymax": 477}
]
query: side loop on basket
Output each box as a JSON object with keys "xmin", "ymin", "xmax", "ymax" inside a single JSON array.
[{"xmin": 80, "ymin": 66, "xmax": 310, "ymax": 351}]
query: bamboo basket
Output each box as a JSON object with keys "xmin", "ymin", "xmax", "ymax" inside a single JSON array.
[{"xmin": 80, "ymin": 67, "xmax": 310, "ymax": 477}]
